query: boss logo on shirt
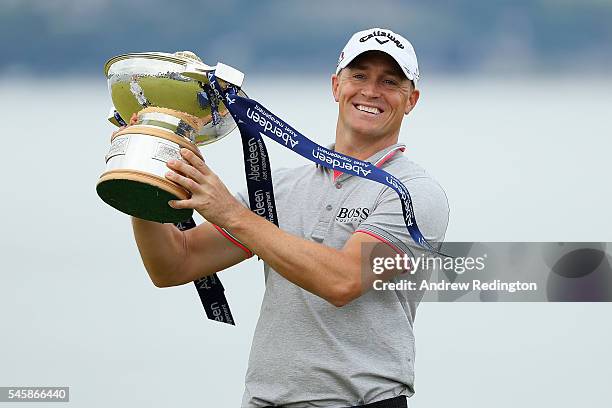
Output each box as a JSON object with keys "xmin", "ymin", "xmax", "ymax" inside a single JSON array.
[{"xmin": 336, "ymin": 207, "xmax": 370, "ymax": 223}]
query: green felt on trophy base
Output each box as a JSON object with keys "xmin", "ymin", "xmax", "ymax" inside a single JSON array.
[{"xmin": 97, "ymin": 178, "xmax": 193, "ymax": 224}]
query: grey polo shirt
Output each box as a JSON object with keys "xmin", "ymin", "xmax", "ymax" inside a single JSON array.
[{"xmin": 229, "ymin": 143, "xmax": 449, "ymax": 408}]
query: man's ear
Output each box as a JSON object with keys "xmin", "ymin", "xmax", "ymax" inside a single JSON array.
[
  {"xmin": 331, "ymin": 74, "xmax": 340, "ymax": 102},
  {"xmin": 404, "ymin": 89, "xmax": 420, "ymax": 115}
]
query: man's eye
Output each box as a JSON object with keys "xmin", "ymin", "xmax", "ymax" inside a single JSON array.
[
  {"xmin": 353, "ymin": 74, "xmax": 366, "ymax": 79},
  {"xmin": 383, "ymin": 79, "xmax": 398, "ymax": 86}
]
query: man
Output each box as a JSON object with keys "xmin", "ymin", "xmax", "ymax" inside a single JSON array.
[{"xmin": 132, "ymin": 28, "xmax": 449, "ymax": 407}]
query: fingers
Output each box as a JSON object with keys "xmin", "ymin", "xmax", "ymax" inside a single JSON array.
[
  {"xmin": 165, "ymin": 168, "xmax": 200, "ymax": 192},
  {"xmin": 180, "ymin": 148, "xmax": 211, "ymax": 175},
  {"xmin": 166, "ymin": 149, "xmax": 207, "ymax": 184},
  {"xmin": 165, "ymin": 149, "xmax": 216, "ymax": 202},
  {"xmin": 168, "ymin": 198, "xmax": 193, "ymax": 209},
  {"xmin": 166, "ymin": 160, "xmax": 201, "ymax": 184}
]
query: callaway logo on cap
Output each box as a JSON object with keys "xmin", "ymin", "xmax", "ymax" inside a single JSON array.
[{"xmin": 336, "ymin": 28, "xmax": 420, "ymax": 85}]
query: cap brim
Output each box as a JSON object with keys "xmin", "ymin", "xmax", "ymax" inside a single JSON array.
[{"xmin": 336, "ymin": 50, "xmax": 417, "ymax": 84}]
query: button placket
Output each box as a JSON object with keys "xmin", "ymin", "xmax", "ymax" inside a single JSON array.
[
  {"xmin": 320, "ymin": 180, "xmax": 346, "ymax": 222},
  {"xmin": 310, "ymin": 179, "xmax": 347, "ymax": 241}
]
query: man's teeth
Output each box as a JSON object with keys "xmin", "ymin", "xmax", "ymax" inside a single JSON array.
[{"xmin": 356, "ymin": 105, "xmax": 380, "ymax": 114}]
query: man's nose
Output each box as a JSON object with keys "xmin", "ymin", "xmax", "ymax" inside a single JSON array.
[{"xmin": 360, "ymin": 80, "xmax": 381, "ymax": 98}]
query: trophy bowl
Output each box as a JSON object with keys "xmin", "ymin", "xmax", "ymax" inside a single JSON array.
[{"xmin": 96, "ymin": 51, "xmax": 245, "ymax": 223}]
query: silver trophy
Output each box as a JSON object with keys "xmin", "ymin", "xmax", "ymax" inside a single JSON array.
[{"xmin": 96, "ymin": 51, "xmax": 246, "ymax": 223}]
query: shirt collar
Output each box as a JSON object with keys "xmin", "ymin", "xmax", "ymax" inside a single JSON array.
[
  {"xmin": 316, "ymin": 142, "xmax": 406, "ymax": 178},
  {"xmin": 315, "ymin": 143, "xmax": 406, "ymax": 170},
  {"xmin": 367, "ymin": 142, "xmax": 407, "ymax": 167}
]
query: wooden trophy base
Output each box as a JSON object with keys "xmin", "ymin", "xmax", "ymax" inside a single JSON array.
[{"xmin": 97, "ymin": 169, "xmax": 193, "ymax": 224}]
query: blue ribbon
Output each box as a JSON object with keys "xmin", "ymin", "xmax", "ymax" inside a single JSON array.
[
  {"xmin": 207, "ymin": 72, "xmax": 438, "ymax": 254},
  {"xmin": 176, "ymin": 218, "xmax": 235, "ymax": 325}
]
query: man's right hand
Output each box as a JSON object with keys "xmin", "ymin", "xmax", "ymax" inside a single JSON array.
[{"xmin": 123, "ymin": 111, "xmax": 250, "ymax": 287}]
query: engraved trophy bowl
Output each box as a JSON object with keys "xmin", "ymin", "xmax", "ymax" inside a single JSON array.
[{"xmin": 96, "ymin": 51, "xmax": 246, "ymax": 223}]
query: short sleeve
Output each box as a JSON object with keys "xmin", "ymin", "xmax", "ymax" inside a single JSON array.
[{"xmin": 356, "ymin": 176, "xmax": 450, "ymax": 255}]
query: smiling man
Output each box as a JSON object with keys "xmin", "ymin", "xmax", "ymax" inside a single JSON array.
[{"xmin": 132, "ymin": 28, "xmax": 449, "ymax": 407}]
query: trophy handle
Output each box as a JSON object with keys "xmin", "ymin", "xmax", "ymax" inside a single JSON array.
[
  {"xmin": 183, "ymin": 62, "xmax": 244, "ymax": 89},
  {"xmin": 214, "ymin": 63, "xmax": 245, "ymax": 88},
  {"xmin": 182, "ymin": 64, "xmax": 210, "ymax": 83}
]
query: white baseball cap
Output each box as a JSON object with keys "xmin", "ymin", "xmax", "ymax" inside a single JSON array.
[{"xmin": 336, "ymin": 28, "xmax": 420, "ymax": 86}]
